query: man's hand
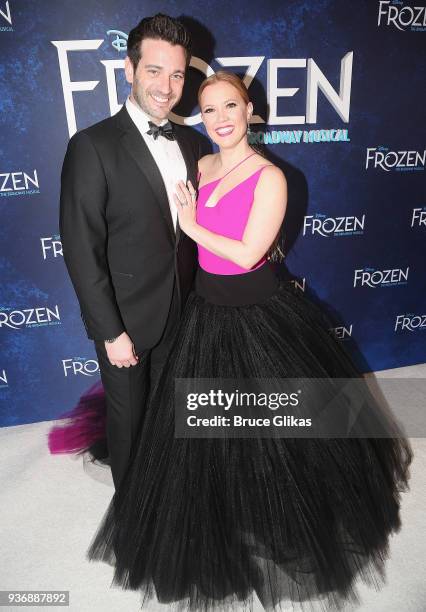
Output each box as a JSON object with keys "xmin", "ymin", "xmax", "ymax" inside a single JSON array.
[{"xmin": 104, "ymin": 331, "xmax": 139, "ymax": 368}]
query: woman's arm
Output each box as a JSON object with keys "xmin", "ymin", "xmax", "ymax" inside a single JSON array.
[{"xmin": 174, "ymin": 165, "xmax": 287, "ymax": 270}]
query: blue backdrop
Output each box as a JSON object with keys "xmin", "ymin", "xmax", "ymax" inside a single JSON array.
[{"xmin": 0, "ymin": 0, "xmax": 425, "ymax": 427}]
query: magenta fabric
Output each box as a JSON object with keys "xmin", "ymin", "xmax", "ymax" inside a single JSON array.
[
  {"xmin": 196, "ymin": 166, "xmax": 271, "ymax": 275},
  {"xmin": 48, "ymin": 380, "xmax": 106, "ymax": 455}
]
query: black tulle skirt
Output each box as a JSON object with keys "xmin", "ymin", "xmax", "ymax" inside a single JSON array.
[{"xmin": 86, "ymin": 264, "xmax": 412, "ymax": 612}]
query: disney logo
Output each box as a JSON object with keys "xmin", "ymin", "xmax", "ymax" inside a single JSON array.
[{"xmin": 107, "ymin": 30, "xmax": 128, "ymax": 52}]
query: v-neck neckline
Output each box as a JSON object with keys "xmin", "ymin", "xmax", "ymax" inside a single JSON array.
[
  {"xmin": 198, "ymin": 152, "xmax": 257, "ymax": 207},
  {"xmin": 201, "ymin": 166, "xmax": 271, "ymax": 208}
]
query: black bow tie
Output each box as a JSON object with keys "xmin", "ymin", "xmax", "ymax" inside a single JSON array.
[{"xmin": 147, "ymin": 120, "xmax": 175, "ymax": 141}]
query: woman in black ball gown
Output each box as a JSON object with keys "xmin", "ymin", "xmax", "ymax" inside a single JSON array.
[{"xmin": 55, "ymin": 71, "xmax": 413, "ymax": 612}]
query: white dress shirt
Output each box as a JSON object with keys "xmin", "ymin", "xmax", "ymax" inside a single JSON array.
[{"xmin": 125, "ymin": 96, "xmax": 187, "ymax": 232}]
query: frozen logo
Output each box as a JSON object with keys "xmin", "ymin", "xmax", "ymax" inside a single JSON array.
[
  {"xmin": 411, "ymin": 207, "xmax": 426, "ymax": 227},
  {"xmin": 62, "ymin": 358, "xmax": 99, "ymax": 377},
  {"xmin": 0, "ymin": 1, "xmax": 12, "ymax": 31},
  {"xmin": 0, "ymin": 170, "xmax": 40, "ymax": 197},
  {"xmin": 330, "ymin": 324, "xmax": 353, "ymax": 340},
  {"xmin": 107, "ymin": 30, "xmax": 127, "ymax": 52},
  {"xmin": 0, "ymin": 369, "xmax": 7, "ymax": 388},
  {"xmin": 378, "ymin": 1, "xmax": 426, "ymax": 31},
  {"xmin": 0, "ymin": 305, "xmax": 61, "ymax": 329},
  {"xmin": 303, "ymin": 214, "xmax": 365, "ymax": 237},
  {"xmin": 41, "ymin": 236, "xmax": 63, "ymax": 260},
  {"xmin": 353, "ymin": 267, "xmax": 409, "ymax": 288},
  {"xmin": 51, "ymin": 36, "xmax": 353, "ymax": 138},
  {"xmin": 365, "ymin": 147, "xmax": 426, "ymax": 172},
  {"xmin": 394, "ymin": 313, "xmax": 426, "ymax": 332}
]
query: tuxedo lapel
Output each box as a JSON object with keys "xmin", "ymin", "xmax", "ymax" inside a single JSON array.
[
  {"xmin": 115, "ymin": 106, "xmax": 197, "ymax": 248},
  {"xmin": 120, "ymin": 128, "xmax": 175, "ymax": 243}
]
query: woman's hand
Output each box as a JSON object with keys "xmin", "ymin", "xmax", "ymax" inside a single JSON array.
[{"xmin": 173, "ymin": 179, "xmax": 197, "ymax": 234}]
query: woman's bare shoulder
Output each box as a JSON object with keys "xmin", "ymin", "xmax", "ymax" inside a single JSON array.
[
  {"xmin": 257, "ymin": 162, "xmax": 287, "ymax": 186},
  {"xmin": 198, "ymin": 153, "xmax": 219, "ymax": 175},
  {"xmin": 253, "ymin": 164, "xmax": 287, "ymax": 207}
]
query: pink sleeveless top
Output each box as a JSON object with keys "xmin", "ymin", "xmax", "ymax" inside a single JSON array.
[{"xmin": 196, "ymin": 161, "xmax": 271, "ymax": 275}]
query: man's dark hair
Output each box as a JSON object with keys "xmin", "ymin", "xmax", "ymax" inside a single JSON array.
[{"xmin": 127, "ymin": 13, "xmax": 192, "ymax": 71}]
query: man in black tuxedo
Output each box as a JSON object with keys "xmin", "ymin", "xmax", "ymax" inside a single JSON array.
[{"xmin": 60, "ymin": 14, "xmax": 210, "ymax": 489}]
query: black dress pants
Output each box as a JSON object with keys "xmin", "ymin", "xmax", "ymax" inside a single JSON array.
[{"xmin": 94, "ymin": 278, "xmax": 181, "ymax": 490}]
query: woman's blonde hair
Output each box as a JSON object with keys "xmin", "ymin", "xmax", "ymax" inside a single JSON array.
[{"xmin": 197, "ymin": 70, "xmax": 286, "ymax": 263}]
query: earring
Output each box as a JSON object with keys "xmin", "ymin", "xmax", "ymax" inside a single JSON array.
[{"xmin": 247, "ymin": 122, "xmax": 253, "ymax": 144}]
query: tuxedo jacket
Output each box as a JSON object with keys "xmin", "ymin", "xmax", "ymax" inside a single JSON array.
[{"xmin": 59, "ymin": 105, "xmax": 211, "ymax": 354}]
